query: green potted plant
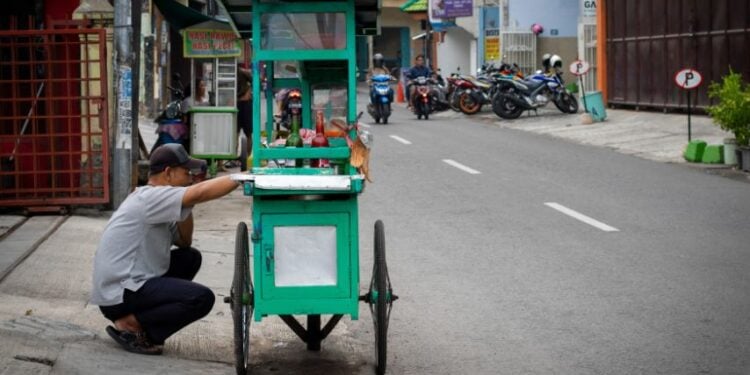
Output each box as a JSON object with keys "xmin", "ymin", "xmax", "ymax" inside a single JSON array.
[{"xmin": 707, "ymin": 70, "xmax": 750, "ymax": 170}]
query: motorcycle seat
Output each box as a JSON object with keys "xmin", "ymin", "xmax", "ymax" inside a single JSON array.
[{"xmin": 466, "ymin": 76, "xmax": 491, "ymax": 89}]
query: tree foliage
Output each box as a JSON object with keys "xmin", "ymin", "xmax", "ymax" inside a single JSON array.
[{"xmin": 707, "ymin": 70, "xmax": 750, "ymax": 146}]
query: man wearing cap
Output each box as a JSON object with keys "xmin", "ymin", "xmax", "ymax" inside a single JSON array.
[{"xmin": 91, "ymin": 144, "xmax": 241, "ymax": 355}]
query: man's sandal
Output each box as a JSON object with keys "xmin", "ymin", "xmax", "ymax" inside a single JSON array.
[{"xmin": 106, "ymin": 326, "xmax": 163, "ymax": 355}]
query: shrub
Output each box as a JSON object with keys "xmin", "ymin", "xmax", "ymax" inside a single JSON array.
[{"xmin": 707, "ymin": 70, "xmax": 750, "ymax": 146}]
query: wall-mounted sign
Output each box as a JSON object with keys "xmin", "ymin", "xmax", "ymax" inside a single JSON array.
[
  {"xmin": 581, "ymin": 0, "xmax": 596, "ymax": 18},
  {"xmin": 182, "ymin": 29, "xmax": 241, "ymax": 58},
  {"xmin": 484, "ymin": 37, "xmax": 499, "ymax": 61}
]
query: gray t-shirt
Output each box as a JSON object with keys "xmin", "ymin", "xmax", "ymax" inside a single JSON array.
[{"xmin": 90, "ymin": 185, "xmax": 192, "ymax": 306}]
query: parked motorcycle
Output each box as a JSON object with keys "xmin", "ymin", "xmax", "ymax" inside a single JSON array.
[
  {"xmin": 429, "ymin": 69, "xmax": 451, "ymax": 112},
  {"xmin": 491, "ymin": 66, "xmax": 578, "ymax": 119},
  {"xmin": 367, "ymin": 74, "xmax": 394, "ymax": 124},
  {"xmin": 452, "ymin": 63, "xmax": 501, "ymax": 115},
  {"xmin": 277, "ymin": 88, "xmax": 302, "ymax": 130},
  {"xmin": 410, "ymin": 76, "xmax": 433, "ymax": 120},
  {"xmin": 446, "ymin": 73, "xmax": 470, "ymax": 112},
  {"xmin": 152, "ymin": 74, "xmax": 188, "ymax": 153}
]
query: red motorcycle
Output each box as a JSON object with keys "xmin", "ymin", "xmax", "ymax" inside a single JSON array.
[{"xmin": 410, "ymin": 76, "xmax": 433, "ymax": 120}]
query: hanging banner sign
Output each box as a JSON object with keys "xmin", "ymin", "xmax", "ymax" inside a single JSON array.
[
  {"xmin": 444, "ymin": 0, "xmax": 473, "ymax": 18},
  {"xmin": 182, "ymin": 29, "xmax": 242, "ymax": 58},
  {"xmin": 429, "ymin": 0, "xmax": 456, "ymax": 30}
]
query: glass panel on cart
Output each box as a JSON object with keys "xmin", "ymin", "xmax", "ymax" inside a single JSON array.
[
  {"xmin": 274, "ymin": 61, "xmax": 300, "ymax": 79},
  {"xmin": 274, "ymin": 226, "xmax": 338, "ymax": 287},
  {"xmin": 311, "ymin": 83, "xmax": 347, "ymax": 136},
  {"xmin": 191, "ymin": 59, "xmax": 216, "ymax": 106},
  {"xmin": 261, "ymin": 13, "xmax": 346, "ymax": 50}
]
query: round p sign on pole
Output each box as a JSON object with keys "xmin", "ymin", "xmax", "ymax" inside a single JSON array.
[
  {"xmin": 675, "ymin": 68, "xmax": 702, "ymax": 142},
  {"xmin": 674, "ymin": 68, "xmax": 702, "ymax": 90},
  {"xmin": 570, "ymin": 60, "xmax": 590, "ymax": 76},
  {"xmin": 570, "ymin": 60, "xmax": 591, "ymax": 113}
]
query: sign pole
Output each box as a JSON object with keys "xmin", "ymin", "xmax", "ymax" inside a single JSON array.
[
  {"xmin": 674, "ymin": 68, "xmax": 702, "ymax": 143},
  {"xmin": 580, "ymin": 74, "xmax": 588, "ymax": 113},
  {"xmin": 569, "ymin": 60, "xmax": 591, "ymax": 114},
  {"xmin": 685, "ymin": 90, "xmax": 692, "ymax": 143}
]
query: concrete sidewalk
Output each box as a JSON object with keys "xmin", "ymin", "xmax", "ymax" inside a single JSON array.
[{"xmin": 430, "ymin": 104, "xmax": 734, "ymax": 164}]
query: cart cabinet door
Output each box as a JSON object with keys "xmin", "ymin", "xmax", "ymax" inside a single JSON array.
[
  {"xmin": 261, "ymin": 212, "xmax": 351, "ymax": 299},
  {"xmin": 190, "ymin": 111, "xmax": 237, "ymax": 156}
]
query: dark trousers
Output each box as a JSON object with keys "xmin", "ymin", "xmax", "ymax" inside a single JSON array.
[{"xmin": 99, "ymin": 247, "xmax": 215, "ymax": 345}]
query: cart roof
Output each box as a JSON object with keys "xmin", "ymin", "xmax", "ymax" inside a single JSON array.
[{"xmin": 218, "ymin": 0, "xmax": 381, "ymax": 39}]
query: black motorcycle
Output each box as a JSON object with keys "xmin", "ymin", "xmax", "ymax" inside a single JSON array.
[{"xmin": 492, "ymin": 68, "xmax": 578, "ymax": 119}]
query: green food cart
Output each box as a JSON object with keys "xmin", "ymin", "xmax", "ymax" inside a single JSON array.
[
  {"xmin": 221, "ymin": 0, "xmax": 396, "ymax": 374},
  {"xmin": 181, "ymin": 21, "xmax": 245, "ymax": 177}
]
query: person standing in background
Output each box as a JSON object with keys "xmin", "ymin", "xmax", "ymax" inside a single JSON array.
[{"xmin": 236, "ymin": 65, "xmax": 253, "ymax": 171}]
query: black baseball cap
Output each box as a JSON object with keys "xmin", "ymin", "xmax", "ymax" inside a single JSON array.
[{"xmin": 149, "ymin": 143, "xmax": 207, "ymax": 174}]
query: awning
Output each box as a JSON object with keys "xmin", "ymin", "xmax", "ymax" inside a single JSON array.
[
  {"xmin": 153, "ymin": 0, "xmax": 229, "ymax": 30},
  {"xmin": 400, "ymin": 0, "xmax": 427, "ymax": 13}
]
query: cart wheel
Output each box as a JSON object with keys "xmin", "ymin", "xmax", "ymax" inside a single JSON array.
[
  {"xmin": 232, "ymin": 222, "xmax": 253, "ymax": 375},
  {"xmin": 369, "ymin": 220, "xmax": 392, "ymax": 375}
]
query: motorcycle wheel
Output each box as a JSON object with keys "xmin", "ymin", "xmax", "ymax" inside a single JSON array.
[
  {"xmin": 449, "ymin": 92, "xmax": 461, "ymax": 112},
  {"xmin": 492, "ymin": 93, "xmax": 524, "ymax": 120},
  {"xmin": 421, "ymin": 101, "xmax": 430, "ymax": 120},
  {"xmin": 458, "ymin": 92, "xmax": 481, "ymax": 115},
  {"xmin": 554, "ymin": 93, "xmax": 579, "ymax": 114}
]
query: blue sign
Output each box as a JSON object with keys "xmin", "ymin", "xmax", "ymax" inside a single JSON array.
[{"xmin": 444, "ymin": 0, "xmax": 473, "ymax": 18}]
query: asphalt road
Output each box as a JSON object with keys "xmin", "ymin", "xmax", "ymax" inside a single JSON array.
[
  {"xmin": 351, "ymin": 104, "xmax": 750, "ymax": 374},
  {"xmin": 3, "ymin": 99, "xmax": 747, "ymax": 375}
]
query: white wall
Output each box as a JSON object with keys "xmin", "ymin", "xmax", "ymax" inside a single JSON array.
[{"xmin": 437, "ymin": 27, "xmax": 474, "ymax": 75}]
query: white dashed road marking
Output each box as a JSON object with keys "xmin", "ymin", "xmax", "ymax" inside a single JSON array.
[
  {"xmin": 442, "ymin": 159, "xmax": 481, "ymax": 175},
  {"xmin": 389, "ymin": 135, "xmax": 412, "ymax": 145},
  {"xmin": 544, "ymin": 202, "xmax": 620, "ymax": 232}
]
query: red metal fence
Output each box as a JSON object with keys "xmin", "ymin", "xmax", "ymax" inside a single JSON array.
[
  {"xmin": 0, "ymin": 27, "xmax": 109, "ymax": 208},
  {"xmin": 606, "ymin": 0, "xmax": 750, "ymax": 110}
]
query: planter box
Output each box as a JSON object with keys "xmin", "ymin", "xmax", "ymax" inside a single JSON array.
[
  {"xmin": 701, "ymin": 145, "xmax": 724, "ymax": 164},
  {"xmin": 684, "ymin": 140, "xmax": 707, "ymax": 162}
]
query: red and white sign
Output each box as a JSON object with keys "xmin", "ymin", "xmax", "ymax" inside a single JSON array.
[
  {"xmin": 674, "ymin": 68, "xmax": 702, "ymax": 90},
  {"xmin": 569, "ymin": 60, "xmax": 591, "ymax": 76}
]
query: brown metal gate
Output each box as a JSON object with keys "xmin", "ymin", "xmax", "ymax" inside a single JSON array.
[
  {"xmin": 606, "ymin": 0, "xmax": 750, "ymax": 110},
  {"xmin": 0, "ymin": 27, "xmax": 109, "ymax": 208}
]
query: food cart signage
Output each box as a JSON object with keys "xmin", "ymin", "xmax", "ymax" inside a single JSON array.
[{"xmin": 182, "ymin": 29, "xmax": 241, "ymax": 58}]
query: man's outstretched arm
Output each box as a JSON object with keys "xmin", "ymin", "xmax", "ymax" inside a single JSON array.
[{"xmin": 182, "ymin": 175, "xmax": 240, "ymax": 207}]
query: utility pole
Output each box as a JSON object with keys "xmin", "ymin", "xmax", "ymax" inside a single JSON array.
[{"xmin": 112, "ymin": 0, "xmax": 141, "ymax": 208}]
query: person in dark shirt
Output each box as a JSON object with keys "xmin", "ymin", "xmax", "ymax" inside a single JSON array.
[{"xmin": 405, "ymin": 54, "xmax": 432, "ymax": 107}]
